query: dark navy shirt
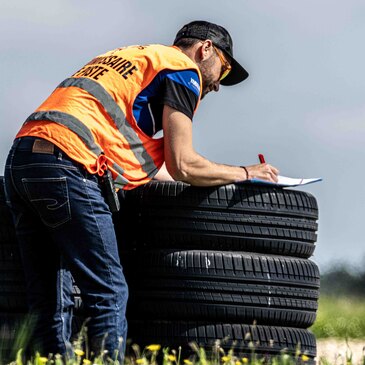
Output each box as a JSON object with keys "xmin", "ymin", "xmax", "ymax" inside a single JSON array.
[{"xmin": 133, "ymin": 69, "xmax": 200, "ymax": 137}]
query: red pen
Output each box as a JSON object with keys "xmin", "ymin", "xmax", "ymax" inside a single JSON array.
[{"xmin": 258, "ymin": 154, "xmax": 266, "ymax": 164}]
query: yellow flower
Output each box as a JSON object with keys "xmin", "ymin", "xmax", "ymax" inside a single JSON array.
[
  {"xmin": 146, "ymin": 344, "xmax": 161, "ymax": 352},
  {"xmin": 168, "ymin": 355, "xmax": 177, "ymax": 362},
  {"xmin": 184, "ymin": 360, "xmax": 193, "ymax": 365},
  {"xmin": 242, "ymin": 358, "xmax": 249, "ymax": 364},
  {"xmin": 74, "ymin": 349, "xmax": 85, "ymax": 356},
  {"xmin": 235, "ymin": 361, "xmax": 242, "ymax": 365},
  {"xmin": 82, "ymin": 360, "xmax": 91, "ymax": 365},
  {"xmin": 136, "ymin": 359, "xmax": 145, "ymax": 364},
  {"xmin": 301, "ymin": 355, "xmax": 310, "ymax": 362},
  {"xmin": 222, "ymin": 356, "xmax": 231, "ymax": 363},
  {"xmin": 39, "ymin": 357, "xmax": 48, "ymax": 364}
]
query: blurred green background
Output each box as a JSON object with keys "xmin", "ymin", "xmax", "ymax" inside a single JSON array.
[{"xmin": 312, "ymin": 263, "xmax": 365, "ymax": 338}]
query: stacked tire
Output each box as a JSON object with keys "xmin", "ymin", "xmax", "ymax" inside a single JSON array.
[
  {"xmin": 0, "ymin": 176, "xmax": 27, "ymax": 363},
  {"xmin": 118, "ymin": 181, "xmax": 320, "ymax": 362},
  {"xmin": 0, "ymin": 178, "xmax": 320, "ymax": 363},
  {"xmin": 0, "ymin": 177, "xmax": 84, "ymax": 363}
]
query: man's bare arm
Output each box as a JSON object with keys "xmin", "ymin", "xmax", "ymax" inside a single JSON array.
[{"xmin": 163, "ymin": 105, "xmax": 279, "ymax": 186}]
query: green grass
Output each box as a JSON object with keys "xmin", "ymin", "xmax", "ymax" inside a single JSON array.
[
  {"xmin": 2, "ymin": 295, "xmax": 365, "ymax": 364},
  {"xmin": 0, "ymin": 344, "xmax": 320, "ymax": 365},
  {"xmin": 2, "ymin": 343, "xmax": 364, "ymax": 365},
  {"xmin": 311, "ymin": 295, "xmax": 365, "ymax": 338}
]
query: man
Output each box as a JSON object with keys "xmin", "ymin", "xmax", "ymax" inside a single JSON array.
[{"xmin": 4, "ymin": 20, "xmax": 279, "ymax": 359}]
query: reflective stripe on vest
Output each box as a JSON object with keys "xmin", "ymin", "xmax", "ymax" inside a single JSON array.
[
  {"xmin": 25, "ymin": 110, "xmax": 131, "ymax": 186},
  {"xmin": 64, "ymin": 77, "xmax": 157, "ymax": 178},
  {"xmin": 28, "ymin": 77, "xmax": 158, "ymax": 179},
  {"xmin": 112, "ymin": 162, "xmax": 131, "ymax": 186},
  {"xmin": 25, "ymin": 110, "xmax": 103, "ymax": 156}
]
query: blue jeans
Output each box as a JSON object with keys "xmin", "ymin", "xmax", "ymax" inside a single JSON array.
[{"xmin": 4, "ymin": 137, "xmax": 128, "ymax": 359}]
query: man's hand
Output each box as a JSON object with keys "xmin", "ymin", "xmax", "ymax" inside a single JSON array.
[{"xmin": 245, "ymin": 163, "xmax": 279, "ymax": 183}]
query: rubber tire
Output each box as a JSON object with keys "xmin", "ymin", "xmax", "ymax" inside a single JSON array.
[
  {"xmin": 0, "ymin": 177, "xmax": 18, "ymax": 250},
  {"xmin": 0, "ymin": 314, "xmax": 316, "ymax": 363},
  {"xmin": 0, "ymin": 177, "xmax": 27, "ymax": 311},
  {"xmin": 0, "ymin": 259, "xmax": 82, "ymax": 312},
  {"xmin": 126, "ymin": 250, "xmax": 320, "ymax": 328},
  {"xmin": 0, "ymin": 258, "xmax": 27, "ymax": 311},
  {"xmin": 122, "ymin": 181, "xmax": 318, "ymax": 258},
  {"xmin": 0, "ymin": 177, "xmax": 82, "ymax": 312},
  {"xmin": 128, "ymin": 320, "xmax": 316, "ymax": 362},
  {"xmin": 0, "ymin": 312, "xmax": 84, "ymax": 363}
]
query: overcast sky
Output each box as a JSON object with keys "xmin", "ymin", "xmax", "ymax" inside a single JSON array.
[{"xmin": 1, "ymin": 0, "xmax": 364, "ymax": 271}]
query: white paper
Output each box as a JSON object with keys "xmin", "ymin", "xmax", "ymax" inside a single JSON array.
[{"xmin": 240, "ymin": 175, "xmax": 322, "ymax": 187}]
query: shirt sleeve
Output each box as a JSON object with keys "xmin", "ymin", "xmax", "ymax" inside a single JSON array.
[{"xmin": 159, "ymin": 69, "xmax": 201, "ymax": 120}]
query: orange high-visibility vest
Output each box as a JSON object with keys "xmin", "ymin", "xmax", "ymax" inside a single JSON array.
[{"xmin": 16, "ymin": 45, "xmax": 202, "ymax": 189}]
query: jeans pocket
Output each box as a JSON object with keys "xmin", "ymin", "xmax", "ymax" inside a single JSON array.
[{"xmin": 22, "ymin": 177, "xmax": 71, "ymax": 228}]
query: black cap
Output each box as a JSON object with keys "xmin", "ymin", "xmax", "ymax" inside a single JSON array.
[{"xmin": 174, "ymin": 20, "xmax": 249, "ymax": 86}]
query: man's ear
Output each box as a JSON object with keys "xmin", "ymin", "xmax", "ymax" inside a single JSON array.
[{"xmin": 199, "ymin": 40, "xmax": 213, "ymax": 61}]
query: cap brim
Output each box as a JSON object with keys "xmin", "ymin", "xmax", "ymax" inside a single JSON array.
[{"xmin": 220, "ymin": 57, "xmax": 249, "ymax": 86}]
